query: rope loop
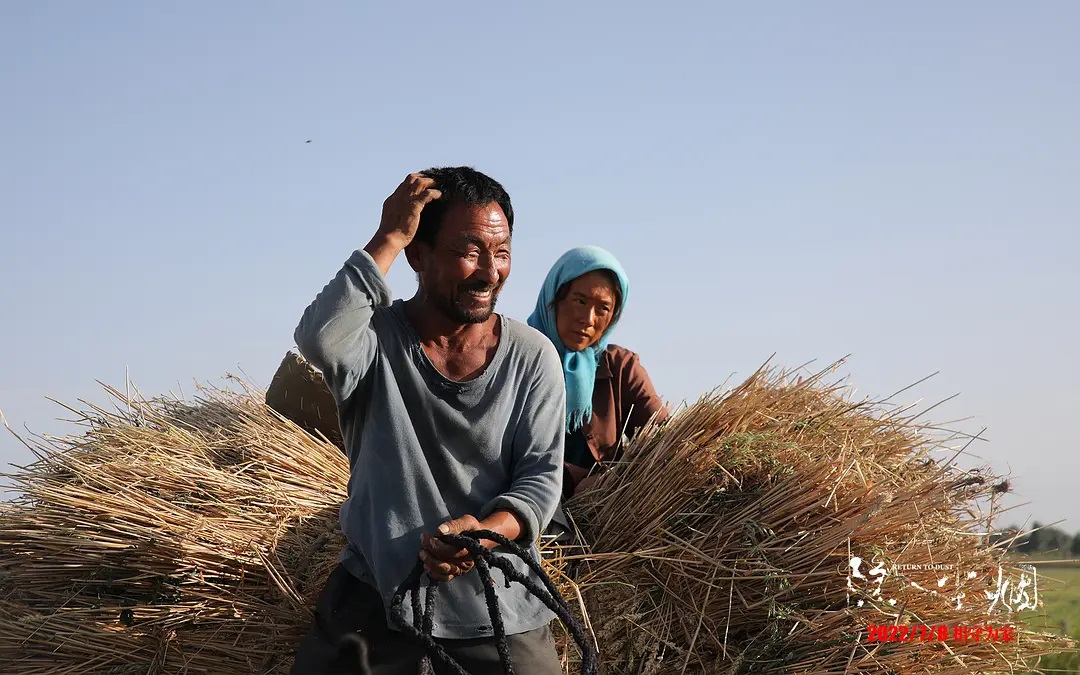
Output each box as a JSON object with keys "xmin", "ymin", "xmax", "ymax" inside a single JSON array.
[{"xmin": 389, "ymin": 529, "xmax": 598, "ymax": 675}]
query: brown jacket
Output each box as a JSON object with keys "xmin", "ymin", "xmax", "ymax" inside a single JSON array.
[{"xmin": 563, "ymin": 344, "xmax": 669, "ymax": 494}]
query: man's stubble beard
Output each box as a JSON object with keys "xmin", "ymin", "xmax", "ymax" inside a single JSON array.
[{"xmin": 437, "ymin": 286, "xmax": 502, "ymax": 325}]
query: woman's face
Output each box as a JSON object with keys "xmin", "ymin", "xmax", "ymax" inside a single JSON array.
[{"xmin": 555, "ymin": 270, "xmax": 618, "ymax": 351}]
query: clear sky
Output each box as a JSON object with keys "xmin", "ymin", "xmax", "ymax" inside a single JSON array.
[{"xmin": 2, "ymin": 2, "xmax": 1077, "ymax": 531}]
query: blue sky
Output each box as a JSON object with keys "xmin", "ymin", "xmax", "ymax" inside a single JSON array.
[{"xmin": 2, "ymin": 2, "xmax": 1077, "ymax": 531}]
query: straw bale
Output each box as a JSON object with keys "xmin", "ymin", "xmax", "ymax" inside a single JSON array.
[
  {"xmin": 0, "ymin": 382, "xmax": 350, "ymax": 674},
  {"xmin": 1, "ymin": 355, "xmax": 1074, "ymax": 674},
  {"xmin": 562, "ymin": 361, "xmax": 1075, "ymax": 673}
]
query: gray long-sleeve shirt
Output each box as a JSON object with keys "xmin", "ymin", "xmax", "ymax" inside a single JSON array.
[{"xmin": 294, "ymin": 249, "xmax": 566, "ymax": 639}]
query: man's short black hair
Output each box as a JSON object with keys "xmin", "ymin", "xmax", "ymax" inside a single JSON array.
[{"xmin": 414, "ymin": 166, "xmax": 513, "ymax": 246}]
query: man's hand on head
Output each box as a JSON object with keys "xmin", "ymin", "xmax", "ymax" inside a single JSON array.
[
  {"xmin": 378, "ymin": 172, "xmax": 441, "ymax": 247},
  {"xmin": 365, "ymin": 173, "xmax": 442, "ymax": 276}
]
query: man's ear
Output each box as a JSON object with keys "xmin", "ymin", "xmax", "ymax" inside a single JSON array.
[
  {"xmin": 403, "ymin": 241, "xmax": 426, "ymax": 275},
  {"xmin": 404, "ymin": 241, "xmax": 430, "ymax": 290}
]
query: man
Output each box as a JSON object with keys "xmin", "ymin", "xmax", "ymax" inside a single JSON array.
[{"xmin": 289, "ymin": 168, "xmax": 566, "ymax": 675}]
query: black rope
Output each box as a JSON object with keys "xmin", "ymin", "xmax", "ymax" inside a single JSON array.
[{"xmin": 389, "ymin": 529, "xmax": 599, "ymax": 675}]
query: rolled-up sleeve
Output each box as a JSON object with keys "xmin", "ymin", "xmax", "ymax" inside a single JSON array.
[{"xmin": 480, "ymin": 344, "xmax": 565, "ymax": 542}]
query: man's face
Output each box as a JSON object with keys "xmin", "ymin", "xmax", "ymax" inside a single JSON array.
[{"xmin": 412, "ymin": 202, "xmax": 511, "ymax": 324}]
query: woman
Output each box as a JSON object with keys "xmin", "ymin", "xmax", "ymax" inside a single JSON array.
[{"xmin": 528, "ymin": 245, "xmax": 669, "ymax": 501}]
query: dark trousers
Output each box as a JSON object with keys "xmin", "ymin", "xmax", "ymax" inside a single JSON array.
[{"xmin": 290, "ymin": 564, "xmax": 562, "ymax": 675}]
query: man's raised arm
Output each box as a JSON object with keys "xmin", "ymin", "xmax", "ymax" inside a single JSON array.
[{"xmin": 294, "ymin": 174, "xmax": 441, "ymax": 403}]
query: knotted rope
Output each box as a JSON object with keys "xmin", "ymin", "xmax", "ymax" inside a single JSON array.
[{"xmin": 390, "ymin": 529, "xmax": 598, "ymax": 675}]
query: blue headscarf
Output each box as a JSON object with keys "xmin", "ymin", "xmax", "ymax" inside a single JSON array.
[{"xmin": 527, "ymin": 246, "xmax": 630, "ymax": 434}]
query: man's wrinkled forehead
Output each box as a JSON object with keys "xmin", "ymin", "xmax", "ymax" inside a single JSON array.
[
  {"xmin": 445, "ymin": 231, "xmax": 512, "ymax": 249},
  {"xmin": 436, "ymin": 202, "xmax": 511, "ymax": 247}
]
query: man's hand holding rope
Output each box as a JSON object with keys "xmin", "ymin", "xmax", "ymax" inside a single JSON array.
[{"xmin": 419, "ymin": 511, "xmax": 526, "ymax": 581}]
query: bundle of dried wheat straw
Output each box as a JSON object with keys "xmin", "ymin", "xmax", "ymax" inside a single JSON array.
[
  {"xmin": 1, "ymin": 356, "xmax": 1073, "ymax": 674},
  {"xmin": 561, "ymin": 361, "xmax": 1072, "ymax": 673},
  {"xmin": 1, "ymin": 381, "xmax": 351, "ymax": 674}
]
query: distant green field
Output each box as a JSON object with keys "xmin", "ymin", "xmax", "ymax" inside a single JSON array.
[{"xmin": 1022, "ymin": 561, "xmax": 1080, "ymax": 674}]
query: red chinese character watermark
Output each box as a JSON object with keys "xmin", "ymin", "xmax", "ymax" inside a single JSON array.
[{"xmin": 866, "ymin": 624, "xmax": 1015, "ymax": 643}]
